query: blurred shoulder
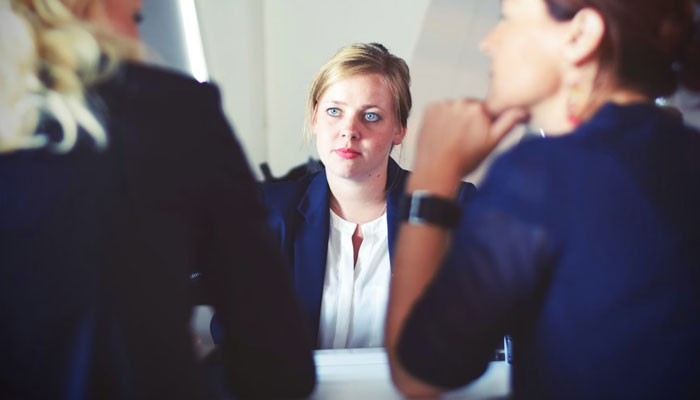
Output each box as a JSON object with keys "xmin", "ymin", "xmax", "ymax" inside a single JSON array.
[
  {"xmin": 96, "ymin": 62, "xmax": 221, "ymax": 107},
  {"xmin": 262, "ymin": 172, "xmax": 320, "ymax": 214},
  {"xmin": 472, "ymin": 137, "xmax": 559, "ymax": 213}
]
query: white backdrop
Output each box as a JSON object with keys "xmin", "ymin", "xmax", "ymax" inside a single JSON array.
[
  {"xmin": 195, "ymin": 0, "xmax": 433, "ymax": 179},
  {"xmin": 142, "ymin": 0, "xmax": 699, "ymax": 183}
]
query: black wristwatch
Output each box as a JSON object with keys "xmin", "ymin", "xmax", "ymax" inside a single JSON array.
[{"xmin": 399, "ymin": 190, "xmax": 461, "ymax": 229}]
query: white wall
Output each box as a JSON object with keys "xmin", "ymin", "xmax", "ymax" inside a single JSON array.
[
  {"xmin": 140, "ymin": 1, "xmax": 190, "ymax": 76},
  {"xmin": 262, "ymin": 0, "xmax": 431, "ymax": 177},
  {"xmin": 406, "ymin": 0, "xmax": 525, "ymax": 184},
  {"xmin": 193, "ymin": 0, "xmax": 430, "ymax": 178},
  {"xmin": 192, "ymin": 0, "xmax": 522, "ymax": 183},
  {"xmin": 194, "ymin": 0, "xmax": 267, "ymax": 177},
  {"xmin": 149, "ymin": 1, "xmax": 699, "ymax": 185}
]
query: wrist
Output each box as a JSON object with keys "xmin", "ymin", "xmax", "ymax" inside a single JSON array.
[
  {"xmin": 406, "ymin": 169, "xmax": 462, "ymax": 199},
  {"xmin": 399, "ymin": 190, "xmax": 461, "ymax": 229}
]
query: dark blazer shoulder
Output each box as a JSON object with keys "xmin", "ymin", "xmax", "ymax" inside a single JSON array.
[
  {"xmin": 458, "ymin": 180, "xmax": 478, "ymax": 204},
  {"xmin": 96, "ymin": 62, "xmax": 221, "ymax": 107},
  {"xmin": 93, "ymin": 62, "xmax": 241, "ymax": 176},
  {"xmin": 262, "ymin": 173, "xmax": 318, "ymax": 215}
]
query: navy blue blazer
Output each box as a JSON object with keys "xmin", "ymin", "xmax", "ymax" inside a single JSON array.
[
  {"xmin": 398, "ymin": 103, "xmax": 700, "ymax": 398},
  {"xmin": 262, "ymin": 158, "xmax": 477, "ymax": 346},
  {"xmin": 1, "ymin": 63, "xmax": 315, "ymax": 400}
]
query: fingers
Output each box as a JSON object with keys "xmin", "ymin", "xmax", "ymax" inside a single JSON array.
[{"xmin": 414, "ymin": 98, "xmax": 527, "ymax": 178}]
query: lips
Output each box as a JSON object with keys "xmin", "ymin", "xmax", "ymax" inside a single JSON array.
[{"xmin": 334, "ymin": 148, "xmax": 360, "ymax": 159}]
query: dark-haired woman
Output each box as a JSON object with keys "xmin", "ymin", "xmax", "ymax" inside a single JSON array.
[{"xmin": 386, "ymin": 0, "xmax": 700, "ymax": 398}]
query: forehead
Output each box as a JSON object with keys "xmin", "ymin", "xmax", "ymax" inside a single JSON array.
[
  {"xmin": 502, "ymin": 0, "xmax": 545, "ymax": 11},
  {"xmin": 501, "ymin": 0, "xmax": 554, "ymax": 21},
  {"xmin": 105, "ymin": 0, "xmax": 141, "ymax": 12},
  {"xmin": 319, "ymin": 73, "xmax": 394, "ymax": 105}
]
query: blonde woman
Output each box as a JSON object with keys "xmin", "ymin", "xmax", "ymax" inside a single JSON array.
[
  {"xmin": 0, "ymin": 1, "xmax": 314, "ymax": 398},
  {"xmin": 261, "ymin": 43, "xmax": 477, "ymax": 349}
]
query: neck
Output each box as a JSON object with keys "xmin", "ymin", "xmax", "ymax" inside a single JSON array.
[
  {"xmin": 327, "ymin": 168, "xmax": 388, "ymax": 225},
  {"xmin": 529, "ymin": 87, "xmax": 572, "ymax": 135},
  {"xmin": 530, "ymin": 81, "xmax": 649, "ymax": 137}
]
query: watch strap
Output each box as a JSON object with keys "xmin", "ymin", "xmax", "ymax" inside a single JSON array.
[{"xmin": 399, "ymin": 190, "xmax": 461, "ymax": 229}]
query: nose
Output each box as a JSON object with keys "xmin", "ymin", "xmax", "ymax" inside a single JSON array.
[
  {"xmin": 340, "ymin": 116, "xmax": 360, "ymax": 140},
  {"xmin": 479, "ymin": 24, "xmax": 498, "ymax": 55}
]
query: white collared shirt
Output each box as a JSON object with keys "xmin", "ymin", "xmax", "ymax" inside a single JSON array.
[{"xmin": 317, "ymin": 209, "xmax": 391, "ymax": 349}]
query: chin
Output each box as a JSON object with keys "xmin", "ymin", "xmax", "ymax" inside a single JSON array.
[
  {"xmin": 484, "ymin": 95, "xmax": 508, "ymax": 116},
  {"xmin": 485, "ymin": 92, "xmax": 533, "ymax": 119},
  {"xmin": 325, "ymin": 162, "xmax": 358, "ymax": 180}
]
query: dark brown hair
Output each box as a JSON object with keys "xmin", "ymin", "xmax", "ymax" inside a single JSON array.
[{"xmin": 544, "ymin": 0, "xmax": 700, "ymax": 97}]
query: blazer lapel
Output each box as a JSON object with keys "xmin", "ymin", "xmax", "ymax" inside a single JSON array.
[
  {"xmin": 386, "ymin": 158, "xmax": 407, "ymax": 264},
  {"xmin": 294, "ymin": 170, "xmax": 330, "ymax": 345}
]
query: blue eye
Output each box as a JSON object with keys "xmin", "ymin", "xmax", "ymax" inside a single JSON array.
[
  {"xmin": 365, "ymin": 112, "xmax": 380, "ymax": 122},
  {"xmin": 327, "ymin": 108, "xmax": 340, "ymax": 116}
]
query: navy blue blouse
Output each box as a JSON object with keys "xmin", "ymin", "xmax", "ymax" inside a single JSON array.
[{"xmin": 398, "ymin": 103, "xmax": 700, "ymax": 399}]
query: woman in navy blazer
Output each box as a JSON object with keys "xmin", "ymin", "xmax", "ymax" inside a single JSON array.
[
  {"xmin": 264, "ymin": 157, "xmax": 476, "ymax": 347},
  {"xmin": 262, "ymin": 43, "xmax": 477, "ymax": 348},
  {"xmin": 0, "ymin": 1, "xmax": 315, "ymax": 398},
  {"xmin": 386, "ymin": 0, "xmax": 700, "ymax": 398}
]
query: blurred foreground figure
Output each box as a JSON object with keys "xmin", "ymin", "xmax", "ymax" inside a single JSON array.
[
  {"xmin": 0, "ymin": 0, "xmax": 315, "ymax": 399},
  {"xmin": 386, "ymin": 0, "xmax": 700, "ymax": 399}
]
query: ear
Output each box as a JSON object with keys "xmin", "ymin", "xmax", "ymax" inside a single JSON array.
[
  {"xmin": 563, "ymin": 8, "xmax": 606, "ymax": 66},
  {"xmin": 393, "ymin": 125, "xmax": 407, "ymax": 145}
]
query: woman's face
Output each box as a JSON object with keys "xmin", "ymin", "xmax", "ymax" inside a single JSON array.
[
  {"xmin": 480, "ymin": 0, "xmax": 568, "ymax": 116},
  {"xmin": 73, "ymin": 0, "xmax": 143, "ymax": 39},
  {"xmin": 312, "ymin": 73, "xmax": 405, "ymax": 181},
  {"xmin": 103, "ymin": 0, "xmax": 143, "ymax": 39}
]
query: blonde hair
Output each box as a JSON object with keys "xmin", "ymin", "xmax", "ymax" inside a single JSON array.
[
  {"xmin": 303, "ymin": 42, "xmax": 412, "ymax": 142},
  {"xmin": 0, "ymin": 0, "xmax": 139, "ymax": 154}
]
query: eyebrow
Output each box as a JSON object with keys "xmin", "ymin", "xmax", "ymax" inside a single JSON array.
[{"xmin": 323, "ymin": 100, "xmax": 386, "ymax": 110}]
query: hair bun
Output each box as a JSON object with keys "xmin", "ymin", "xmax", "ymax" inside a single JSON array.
[{"xmin": 369, "ymin": 43, "xmax": 389, "ymax": 54}]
